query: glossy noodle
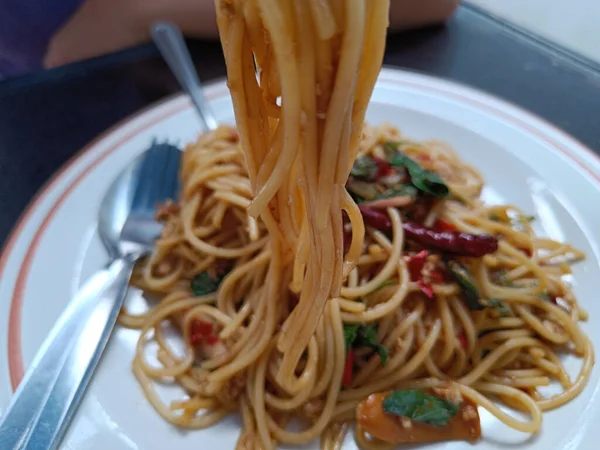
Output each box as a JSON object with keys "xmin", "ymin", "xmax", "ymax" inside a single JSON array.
[{"xmin": 120, "ymin": 1, "xmax": 594, "ymax": 449}]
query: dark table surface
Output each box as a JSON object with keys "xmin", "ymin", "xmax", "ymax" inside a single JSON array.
[{"xmin": 0, "ymin": 4, "xmax": 599, "ymax": 245}]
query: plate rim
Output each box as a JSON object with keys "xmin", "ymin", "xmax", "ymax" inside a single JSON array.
[{"xmin": 1, "ymin": 66, "xmax": 599, "ymax": 396}]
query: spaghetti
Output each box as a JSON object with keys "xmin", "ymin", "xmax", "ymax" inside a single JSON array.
[
  {"xmin": 120, "ymin": 0, "xmax": 594, "ymax": 448},
  {"xmin": 123, "ymin": 124, "xmax": 593, "ymax": 449}
]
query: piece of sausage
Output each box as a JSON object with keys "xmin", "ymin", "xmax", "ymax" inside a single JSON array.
[{"xmin": 356, "ymin": 388, "xmax": 481, "ymax": 445}]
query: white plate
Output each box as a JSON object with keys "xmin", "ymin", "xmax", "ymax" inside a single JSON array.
[{"xmin": 1, "ymin": 68, "xmax": 599, "ymax": 450}]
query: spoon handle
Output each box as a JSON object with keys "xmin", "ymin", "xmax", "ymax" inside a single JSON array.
[
  {"xmin": 0, "ymin": 257, "xmax": 135, "ymax": 450},
  {"xmin": 151, "ymin": 21, "xmax": 218, "ymax": 132}
]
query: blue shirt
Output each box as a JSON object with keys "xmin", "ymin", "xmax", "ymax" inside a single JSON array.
[{"xmin": 0, "ymin": 0, "xmax": 82, "ymax": 79}]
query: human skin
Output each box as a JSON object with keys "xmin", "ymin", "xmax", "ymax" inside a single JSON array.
[{"xmin": 44, "ymin": 0, "xmax": 460, "ymax": 69}]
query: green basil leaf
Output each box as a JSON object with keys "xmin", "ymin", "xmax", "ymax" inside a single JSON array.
[
  {"xmin": 382, "ymin": 390, "xmax": 459, "ymax": 427},
  {"xmin": 344, "ymin": 324, "xmax": 389, "ymax": 366},
  {"xmin": 358, "ymin": 324, "xmax": 378, "ymax": 344},
  {"xmin": 190, "ymin": 271, "xmax": 226, "ymax": 296},
  {"xmin": 343, "ymin": 324, "xmax": 360, "ymax": 353},
  {"xmin": 375, "ymin": 344, "xmax": 389, "ymax": 365},
  {"xmin": 384, "ymin": 145, "xmax": 449, "ymax": 198},
  {"xmin": 447, "ymin": 261, "xmax": 485, "ymax": 311},
  {"xmin": 484, "ymin": 298, "xmax": 511, "ymax": 316},
  {"xmin": 350, "ymin": 156, "xmax": 378, "ymax": 181}
]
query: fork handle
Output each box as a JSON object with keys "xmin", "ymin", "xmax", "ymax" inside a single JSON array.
[
  {"xmin": 151, "ymin": 21, "xmax": 218, "ymax": 132},
  {"xmin": 0, "ymin": 256, "xmax": 135, "ymax": 450}
]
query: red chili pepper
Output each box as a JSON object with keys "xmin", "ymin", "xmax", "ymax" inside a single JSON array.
[
  {"xmin": 417, "ymin": 280, "xmax": 434, "ymax": 299},
  {"xmin": 373, "ymin": 157, "xmax": 393, "ymax": 178},
  {"xmin": 358, "ymin": 209, "xmax": 498, "ymax": 258},
  {"xmin": 430, "ymin": 268, "xmax": 445, "ymax": 283},
  {"xmin": 190, "ymin": 320, "xmax": 216, "ymax": 346},
  {"xmin": 358, "ymin": 205, "xmax": 393, "ymax": 230},
  {"xmin": 416, "ymin": 154, "xmax": 432, "ymax": 164},
  {"xmin": 206, "ymin": 335, "xmax": 219, "ymax": 345},
  {"xmin": 406, "ymin": 250, "xmax": 429, "ymax": 281},
  {"xmin": 403, "ymin": 221, "xmax": 498, "ymax": 257},
  {"xmin": 406, "ymin": 251, "xmax": 437, "ymax": 298},
  {"xmin": 457, "ymin": 332, "xmax": 467, "ymax": 349},
  {"xmin": 342, "ymin": 349, "xmax": 355, "ymax": 389},
  {"xmin": 433, "ymin": 219, "xmax": 457, "ymax": 232}
]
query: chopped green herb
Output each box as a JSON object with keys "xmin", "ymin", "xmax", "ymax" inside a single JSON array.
[
  {"xmin": 358, "ymin": 325, "xmax": 389, "ymax": 365},
  {"xmin": 382, "ymin": 390, "xmax": 459, "ymax": 427},
  {"xmin": 190, "ymin": 271, "xmax": 227, "ymax": 296},
  {"xmin": 446, "ymin": 261, "xmax": 484, "ymax": 311},
  {"xmin": 489, "ymin": 214, "xmax": 500, "ymax": 222},
  {"xmin": 375, "ymin": 184, "xmax": 418, "ymax": 200},
  {"xmin": 384, "ymin": 143, "xmax": 449, "ymax": 198},
  {"xmin": 523, "ymin": 215, "xmax": 536, "ymax": 222},
  {"xmin": 343, "ymin": 324, "xmax": 389, "ymax": 365},
  {"xmin": 343, "ymin": 324, "xmax": 360, "ymax": 353},
  {"xmin": 350, "ymin": 156, "xmax": 378, "ymax": 181},
  {"xmin": 484, "ymin": 298, "xmax": 511, "ymax": 316},
  {"xmin": 492, "ymin": 269, "xmax": 513, "ymax": 287},
  {"xmin": 540, "ymin": 292, "xmax": 551, "ymax": 302}
]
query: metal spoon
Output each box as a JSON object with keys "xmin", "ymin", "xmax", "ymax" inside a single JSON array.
[
  {"xmin": 0, "ymin": 142, "xmax": 181, "ymax": 450},
  {"xmin": 151, "ymin": 21, "xmax": 218, "ymax": 132}
]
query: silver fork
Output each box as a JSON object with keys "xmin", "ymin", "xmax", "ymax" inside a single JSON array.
[{"xmin": 0, "ymin": 142, "xmax": 181, "ymax": 450}]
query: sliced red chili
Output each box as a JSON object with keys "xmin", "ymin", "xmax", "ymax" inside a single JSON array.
[
  {"xmin": 417, "ymin": 280, "xmax": 434, "ymax": 299},
  {"xmin": 457, "ymin": 332, "xmax": 467, "ymax": 349},
  {"xmin": 406, "ymin": 250, "xmax": 429, "ymax": 281},
  {"xmin": 430, "ymin": 268, "xmax": 446, "ymax": 283},
  {"xmin": 342, "ymin": 349, "xmax": 355, "ymax": 389},
  {"xmin": 206, "ymin": 335, "xmax": 219, "ymax": 345},
  {"xmin": 416, "ymin": 154, "xmax": 432, "ymax": 164},
  {"xmin": 433, "ymin": 219, "xmax": 457, "ymax": 232},
  {"xmin": 373, "ymin": 157, "xmax": 393, "ymax": 178},
  {"xmin": 190, "ymin": 320, "xmax": 216, "ymax": 346}
]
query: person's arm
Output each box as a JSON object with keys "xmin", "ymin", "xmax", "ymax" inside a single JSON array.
[
  {"xmin": 389, "ymin": 0, "xmax": 460, "ymax": 31},
  {"xmin": 44, "ymin": 0, "xmax": 459, "ymax": 69}
]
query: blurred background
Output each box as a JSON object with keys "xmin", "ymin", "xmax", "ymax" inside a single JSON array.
[{"xmin": 467, "ymin": 0, "xmax": 599, "ymax": 62}]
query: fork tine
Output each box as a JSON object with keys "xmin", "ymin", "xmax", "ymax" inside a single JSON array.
[
  {"xmin": 133, "ymin": 143, "xmax": 167, "ymax": 211},
  {"xmin": 131, "ymin": 142, "xmax": 181, "ymax": 216},
  {"xmin": 130, "ymin": 146, "xmax": 155, "ymax": 212},
  {"xmin": 161, "ymin": 145, "xmax": 181, "ymax": 202}
]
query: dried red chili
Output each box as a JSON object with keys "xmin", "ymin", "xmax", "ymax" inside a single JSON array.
[
  {"xmin": 403, "ymin": 221, "xmax": 498, "ymax": 257},
  {"xmin": 358, "ymin": 207, "xmax": 498, "ymax": 257},
  {"xmin": 358, "ymin": 205, "xmax": 393, "ymax": 230},
  {"xmin": 433, "ymin": 219, "xmax": 457, "ymax": 233}
]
